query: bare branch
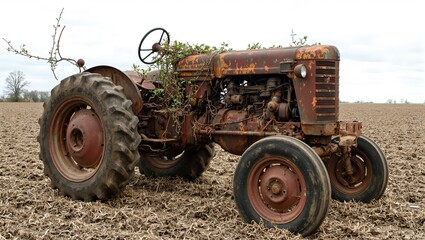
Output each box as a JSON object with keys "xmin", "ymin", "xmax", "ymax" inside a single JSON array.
[
  {"xmin": 2, "ymin": 8, "xmax": 85, "ymax": 80},
  {"xmin": 56, "ymin": 25, "xmax": 65, "ymax": 59}
]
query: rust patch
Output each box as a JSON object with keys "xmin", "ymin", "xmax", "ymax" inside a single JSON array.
[
  {"xmin": 234, "ymin": 62, "xmax": 256, "ymax": 75},
  {"xmin": 217, "ymin": 54, "xmax": 231, "ymax": 77},
  {"xmin": 295, "ymin": 45, "xmax": 340, "ymax": 60},
  {"xmin": 176, "ymin": 54, "xmax": 214, "ymax": 80},
  {"xmin": 178, "ymin": 55, "xmax": 202, "ymax": 69},
  {"xmin": 312, "ymin": 97, "xmax": 317, "ymax": 108}
]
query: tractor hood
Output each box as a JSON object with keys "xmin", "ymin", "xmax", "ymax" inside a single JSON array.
[{"xmin": 176, "ymin": 45, "xmax": 340, "ymax": 79}]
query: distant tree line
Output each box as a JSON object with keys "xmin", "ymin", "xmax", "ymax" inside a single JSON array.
[
  {"xmin": 386, "ymin": 99, "xmax": 410, "ymax": 104},
  {"xmin": 0, "ymin": 89, "xmax": 50, "ymax": 102},
  {"xmin": 340, "ymin": 99, "xmax": 417, "ymax": 104},
  {"xmin": 1, "ymin": 70, "xmax": 50, "ymax": 102}
]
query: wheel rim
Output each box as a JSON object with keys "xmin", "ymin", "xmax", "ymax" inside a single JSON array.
[
  {"xmin": 139, "ymin": 146, "xmax": 184, "ymax": 169},
  {"xmin": 330, "ymin": 148, "xmax": 372, "ymax": 195},
  {"xmin": 49, "ymin": 98, "xmax": 105, "ymax": 182},
  {"xmin": 143, "ymin": 149, "xmax": 184, "ymax": 169},
  {"xmin": 145, "ymin": 154, "xmax": 181, "ymax": 169},
  {"xmin": 247, "ymin": 156, "xmax": 307, "ymax": 223}
]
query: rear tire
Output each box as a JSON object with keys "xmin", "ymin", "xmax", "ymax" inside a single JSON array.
[
  {"xmin": 326, "ymin": 136, "xmax": 388, "ymax": 203},
  {"xmin": 233, "ymin": 136, "xmax": 330, "ymax": 236},
  {"xmin": 38, "ymin": 73, "xmax": 141, "ymax": 201},
  {"xmin": 139, "ymin": 143, "xmax": 215, "ymax": 180}
]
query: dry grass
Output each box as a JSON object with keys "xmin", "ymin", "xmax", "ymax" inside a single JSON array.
[{"xmin": 0, "ymin": 102, "xmax": 424, "ymax": 239}]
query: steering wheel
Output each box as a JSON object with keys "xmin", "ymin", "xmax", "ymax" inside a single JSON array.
[{"xmin": 138, "ymin": 28, "xmax": 170, "ymax": 64}]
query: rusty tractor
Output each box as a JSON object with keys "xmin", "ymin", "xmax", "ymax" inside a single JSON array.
[{"xmin": 38, "ymin": 28, "xmax": 388, "ymax": 236}]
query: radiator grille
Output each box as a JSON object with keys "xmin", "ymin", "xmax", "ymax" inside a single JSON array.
[{"xmin": 315, "ymin": 61, "xmax": 338, "ymax": 122}]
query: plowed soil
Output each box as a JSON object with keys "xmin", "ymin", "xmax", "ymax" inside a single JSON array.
[{"xmin": 0, "ymin": 102, "xmax": 424, "ymax": 239}]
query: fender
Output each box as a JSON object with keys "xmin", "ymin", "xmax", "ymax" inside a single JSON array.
[{"xmin": 85, "ymin": 65, "xmax": 143, "ymax": 114}]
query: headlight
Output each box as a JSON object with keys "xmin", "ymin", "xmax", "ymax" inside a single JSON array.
[{"xmin": 294, "ymin": 64, "xmax": 307, "ymax": 78}]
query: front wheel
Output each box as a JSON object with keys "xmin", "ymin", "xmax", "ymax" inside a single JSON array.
[
  {"xmin": 326, "ymin": 136, "xmax": 388, "ymax": 203},
  {"xmin": 38, "ymin": 73, "xmax": 141, "ymax": 201},
  {"xmin": 233, "ymin": 136, "xmax": 331, "ymax": 236}
]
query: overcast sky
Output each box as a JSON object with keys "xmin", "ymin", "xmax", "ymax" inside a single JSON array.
[{"xmin": 0, "ymin": 0, "xmax": 424, "ymax": 103}]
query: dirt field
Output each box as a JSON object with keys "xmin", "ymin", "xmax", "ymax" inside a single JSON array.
[{"xmin": 0, "ymin": 102, "xmax": 424, "ymax": 239}]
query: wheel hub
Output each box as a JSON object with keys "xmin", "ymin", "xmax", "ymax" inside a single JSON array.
[
  {"xmin": 65, "ymin": 109, "xmax": 104, "ymax": 168},
  {"xmin": 336, "ymin": 156, "xmax": 366, "ymax": 187},
  {"xmin": 260, "ymin": 165, "xmax": 301, "ymax": 212},
  {"xmin": 270, "ymin": 181, "xmax": 283, "ymax": 195}
]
